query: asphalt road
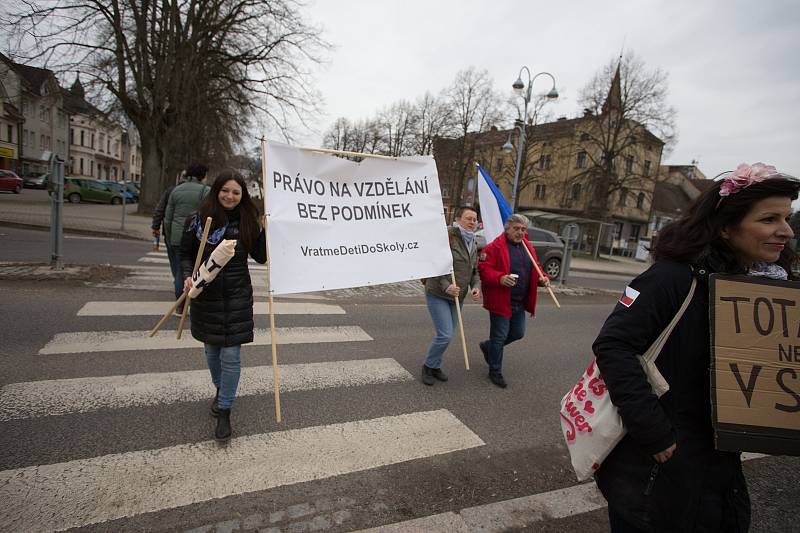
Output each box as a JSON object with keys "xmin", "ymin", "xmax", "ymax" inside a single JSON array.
[{"xmin": 0, "ymin": 237, "xmax": 798, "ymax": 531}]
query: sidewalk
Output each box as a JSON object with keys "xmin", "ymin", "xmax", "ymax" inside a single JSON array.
[
  {"xmin": 569, "ymin": 254, "xmax": 648, "ymax": 277},
  {"xmin": 0, "ymin": 199, "xmax": 152, "ymax": 241}
]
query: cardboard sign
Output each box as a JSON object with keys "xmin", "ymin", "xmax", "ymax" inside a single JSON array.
[{"xmin": 710, "ymin": 274, "xmax": 800, "ymax": 455}]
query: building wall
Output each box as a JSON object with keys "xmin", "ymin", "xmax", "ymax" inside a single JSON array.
[{"xmin": 68, "ymin": 114, "xmax": 124, "ymax": 180}]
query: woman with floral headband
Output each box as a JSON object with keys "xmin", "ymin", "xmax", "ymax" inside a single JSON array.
[{"xmin": 591, "ymin": 163, "xmax": 798, "ymax": 532}]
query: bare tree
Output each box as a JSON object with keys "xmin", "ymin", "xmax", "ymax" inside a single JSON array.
[
  {"xmin": 576, "ymin": 51, "xmax": 677, "ymax": 220},
  {"xmin": 412, "ymin": 91, "xmax": 452, "ymax": 156},
  {"xmin": 445, "ymin": 67, "xmax": 504, "ymax": 205},
  {"xmin": 4, "ymin": 0, "xmax": 327, "ymax": 211}
]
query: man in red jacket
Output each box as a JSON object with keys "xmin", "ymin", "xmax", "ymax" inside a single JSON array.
[{"xmin": 478, "ymin": 214, "xmax": 550, "ymax": 388}]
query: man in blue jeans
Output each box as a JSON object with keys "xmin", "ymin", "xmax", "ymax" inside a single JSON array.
[
  {"xmin": 478, "ymin": 214, "xmax": 549, "ymax": 388},
  {"xmin": 421, "ymin": 206, "xmax": 481, "ymax": 385}
]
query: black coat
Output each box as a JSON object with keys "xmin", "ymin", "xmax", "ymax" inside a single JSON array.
[
  {"xmin": 593, "ymin": 260, "xmax": 750, "ymax": 532},
  {"xmin": 180, "ymin": 208, "xmax": 267, "ymax": 347}
]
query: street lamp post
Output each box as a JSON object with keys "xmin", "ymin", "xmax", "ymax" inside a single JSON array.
[{"xmin": 504, "ymin": 67, "xmax": 558, "ymax": 212}]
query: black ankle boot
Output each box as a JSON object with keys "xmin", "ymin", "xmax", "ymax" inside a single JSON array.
[
  {"xmin": 215, "ymin": 408, "xmax": 232, "ymax": 441},
  {"xmin": 211, "ymin": 388, "xmax": 220, "ymax": 417}
]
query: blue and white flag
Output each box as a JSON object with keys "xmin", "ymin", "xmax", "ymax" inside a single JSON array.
[{"xmin": 476, "ymin": 164, "xmax": 513, "ymax": 243}]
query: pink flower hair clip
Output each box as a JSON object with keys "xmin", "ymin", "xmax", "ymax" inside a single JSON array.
[{"xmin": 716, "ymin": 162, "xmax": 781, "ymax": 208}]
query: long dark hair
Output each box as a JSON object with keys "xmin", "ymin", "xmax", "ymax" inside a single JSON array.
[
  {"xmin": 197, "ymin": 171, "xmax": 261, "ymax": 252},
  {"xmin": 652, "ymin": 176, "xmax": 799, "ymax": 276}
]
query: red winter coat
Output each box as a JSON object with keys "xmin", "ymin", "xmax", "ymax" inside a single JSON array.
[{"xmin": 478, "ymin": 232, "xmax": 545, "ymax": 318}]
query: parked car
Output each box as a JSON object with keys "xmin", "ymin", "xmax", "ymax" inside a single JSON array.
[
  {"xmin": 0, "ymin": 170, "xmax": 23, "ymax": 194},
  {"xmin": 60, "ymin": 177, "xmax": 124, "ymax": 204},
  {"xmin": 23, "ymin": 173, "xmax": 49, "ymax": 189},
  {"xmin": 475, "ymin": 225, "xmax": 565, "ymax": 279},
  {"xmin": 101, "ymin": 181, "xmax": 137, "ymax": 203}
]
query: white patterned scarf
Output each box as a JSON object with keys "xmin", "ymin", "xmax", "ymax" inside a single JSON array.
[{"xmin": 747, "ymin": 262, "xmax": 788, "ymax": 280}]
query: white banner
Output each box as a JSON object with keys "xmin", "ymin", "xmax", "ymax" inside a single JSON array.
[{"xmin": 263, "ymin": 141, "xmax": 453, "ymax": 295}]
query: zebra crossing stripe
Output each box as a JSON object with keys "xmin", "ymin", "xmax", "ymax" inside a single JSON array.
[
  {"xmin": 39, "ymin": 326, "xmax": 372, "ymax": 355},
  {"xmin": 0, "ymin": 410, "xmax": 484, "ymax": 533},
  {"xmin": 77, "ymin": 301, "xmax": 345, "ymax": 316},
  {"xmin": 0, "ymin": 358, "xmax": 411, "ymax": 421}
]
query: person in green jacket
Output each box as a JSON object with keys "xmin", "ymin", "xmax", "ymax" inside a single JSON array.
[
  {"xmin": 164, "ymin": 162, "xmax": 209, "ymax": 306},
  {"xmin": 421, "ymin": 206, "xmax": 481, "ymax": 385}
]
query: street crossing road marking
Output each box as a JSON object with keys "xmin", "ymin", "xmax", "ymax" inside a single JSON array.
[
  {"xmin": 39, "ymin": 326, "xmax": 372, "ymax": 355},
  {"xmin": 89, "ymin": 282, "xmax": 331, "ymax": 300},
  {"xmin": 0, "ymin": 358, "xmax": 411, "ymax": 421},
  {"xmin": 77, "ymin": 301, "xmax": 345, "ymax": 316},
  {"xmin": 0, "ymin": 410, "xmax": 484, "ymax": 533}
]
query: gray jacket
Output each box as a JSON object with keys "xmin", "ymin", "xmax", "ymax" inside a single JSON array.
[
  {"xmin": 425, "ymin": 226, "xmax": 480, "ymax": 301},
  {"xmin": 163, "ymin": 177, "xmax": 209, "ymax": 246}
]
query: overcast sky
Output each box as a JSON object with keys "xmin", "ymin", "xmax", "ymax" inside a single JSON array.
[{"xmin": 299, "ymin": 0, "xmax": 800, "ymax": 184}]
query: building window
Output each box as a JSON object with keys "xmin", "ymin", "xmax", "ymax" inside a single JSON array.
[
  {"xmin": 91, "ymin": 133, "xmax": 95, "ymax": 149},
  {"xmin": 7, "ymin": 125, "xmax": 13, "ymax": 143},
  {"xmin": 538, "ymin": 154, "xmax": 552, "ymax": 170},
  {"xmin": 114, "ymin": 141, "xmax": 119, "ymax": 157},
  {"xmin": 625, "ymin": 155, "xmax": 634, "ymax": 173},
  {"xmin": 613, "ymin": 221, "xmax": 623, "ymax": 240},
  {"xmin": 618, "ymin": 187, "xmax": 628, "ymax": 207},
  {"xmin": 99, "ymin": 133, "xmax": 105, "ymax": 152},
  {"xmin": 90, "ymin": 160, "xmax": 94, "ymax": 176},
  {"xmin": 570, "ymin": 183, "xmax": 581, "ymax": 201},
  {"xmin": 22, "ymin": 129, "xmax": 28, "ymax": 147},
  {"xmin": 40, "ymin": 134, "xmax": 45, "ymax": 149},
  {"xmin": 80, "ymin": 158, "xmax": 84, "ymax": 173},
  {"xmin": 107, "ymin": 139, "xmax": 111, "ymax": 154},
  {"xmin": 576, "ymin": 151, "xmax": 587, "ymax": 169},
  {"xmin": 643, "ymin": 160, "xmax": 651, "ymax": 176},
  {"xmin": 494, "ymin": 158, "xmax": 503, "ymax": 175},
  {"xmin": 22, "ymin": 100, "xmax": 29, "ymax": 115},
  {"xmin": 636, "ymin": 192, "xmax": 645, "ymax": 209},
  {"xmin": 630, "ymin": 224, "xmax": 642, "ymax": 241},
  {"xmin": 113, "ymin": 167, "xmax": 117, "ymax": 179},
  {"xmin": 534, "ymin": 183, "xmax": 546, "ymax": 200},
  {"xmin": 80, "ymin": 130, "xmax": 85, "ymax": 146},
  {"xmin": 580, "ymin": 132, "xmax": 590, "ymax": 141},
  {"xmin": 30, "ymin": 130, "xmax": 36, "ymax": 148}
]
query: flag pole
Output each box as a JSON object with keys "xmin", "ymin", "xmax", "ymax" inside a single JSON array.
[
  {"xmin": 523, "ymin": 244, "xmax": 561, "ymax": 308},
  {"xmin": 261, "ymin": 138, "xmax": 282, "ymax": 423},
  {"xmin": 177, "ymin": 217, "xmax": 213, "ymax": 339},
  {"xmin": 450, "ymin": 272, "xmax": 470, "ymax": 370}
]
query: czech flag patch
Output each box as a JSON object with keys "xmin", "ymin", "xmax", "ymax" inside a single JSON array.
[{"xmin": 619, "ymin": 286, "xmax": 640, "ymax": 307}]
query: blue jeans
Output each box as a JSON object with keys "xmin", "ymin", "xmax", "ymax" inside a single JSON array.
[
  {"xmin": 424, "ymin": 291, "xmax": 462, "ymax": 369},
  {"xmin": 487, "ymin": 306, "xmax": 526, "ymax": 374},
  {"xmin": 166, "ymin": 240, "xmax": 183, "ymax": 301},
  {"xmin": 204, "ymin": 344, "xmax": 242, "ymax": 409}
]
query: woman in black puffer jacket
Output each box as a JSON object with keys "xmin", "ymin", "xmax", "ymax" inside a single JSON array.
[{"xmin": 181, "ymin": 171, "xmax": 266, "ymax": 442}]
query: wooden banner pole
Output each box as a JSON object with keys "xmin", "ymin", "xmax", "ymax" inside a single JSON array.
[
  {"xmin": 450, "ymin": 272, "xmax": 470, "ymax": 371},
  {"xmin": 299, "ymin": 146, "xmax": 398, "ymax": 161},
  {"xmin": 262, "ymin": 138, "xmax": 282, "ymax": 423},
  {"xmin": 148, "ymin": 292, "xmax": 187, "ymax": 337},
  {"xmin": 177, "ymin": 217, "xmax": 213, "ymax": 339},
  {"xmin": 522, "ymin": 244, "xmax": 560, "ymax": 308}
]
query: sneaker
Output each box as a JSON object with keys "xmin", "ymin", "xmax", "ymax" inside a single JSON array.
[
  {"xmin": 421, "ymin": 365, "xmax": 435, "ymax": 386},
  {"xmin": 431, "ymin": 367, "xmax": 448, "ymax": 382},
  {"xmin": 479, "ymin": 341, "xmax": 489, "ymax": 365},
  {"xmin": 489, "ymin": 373, "xmax": 507, "ymax": 388}
]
